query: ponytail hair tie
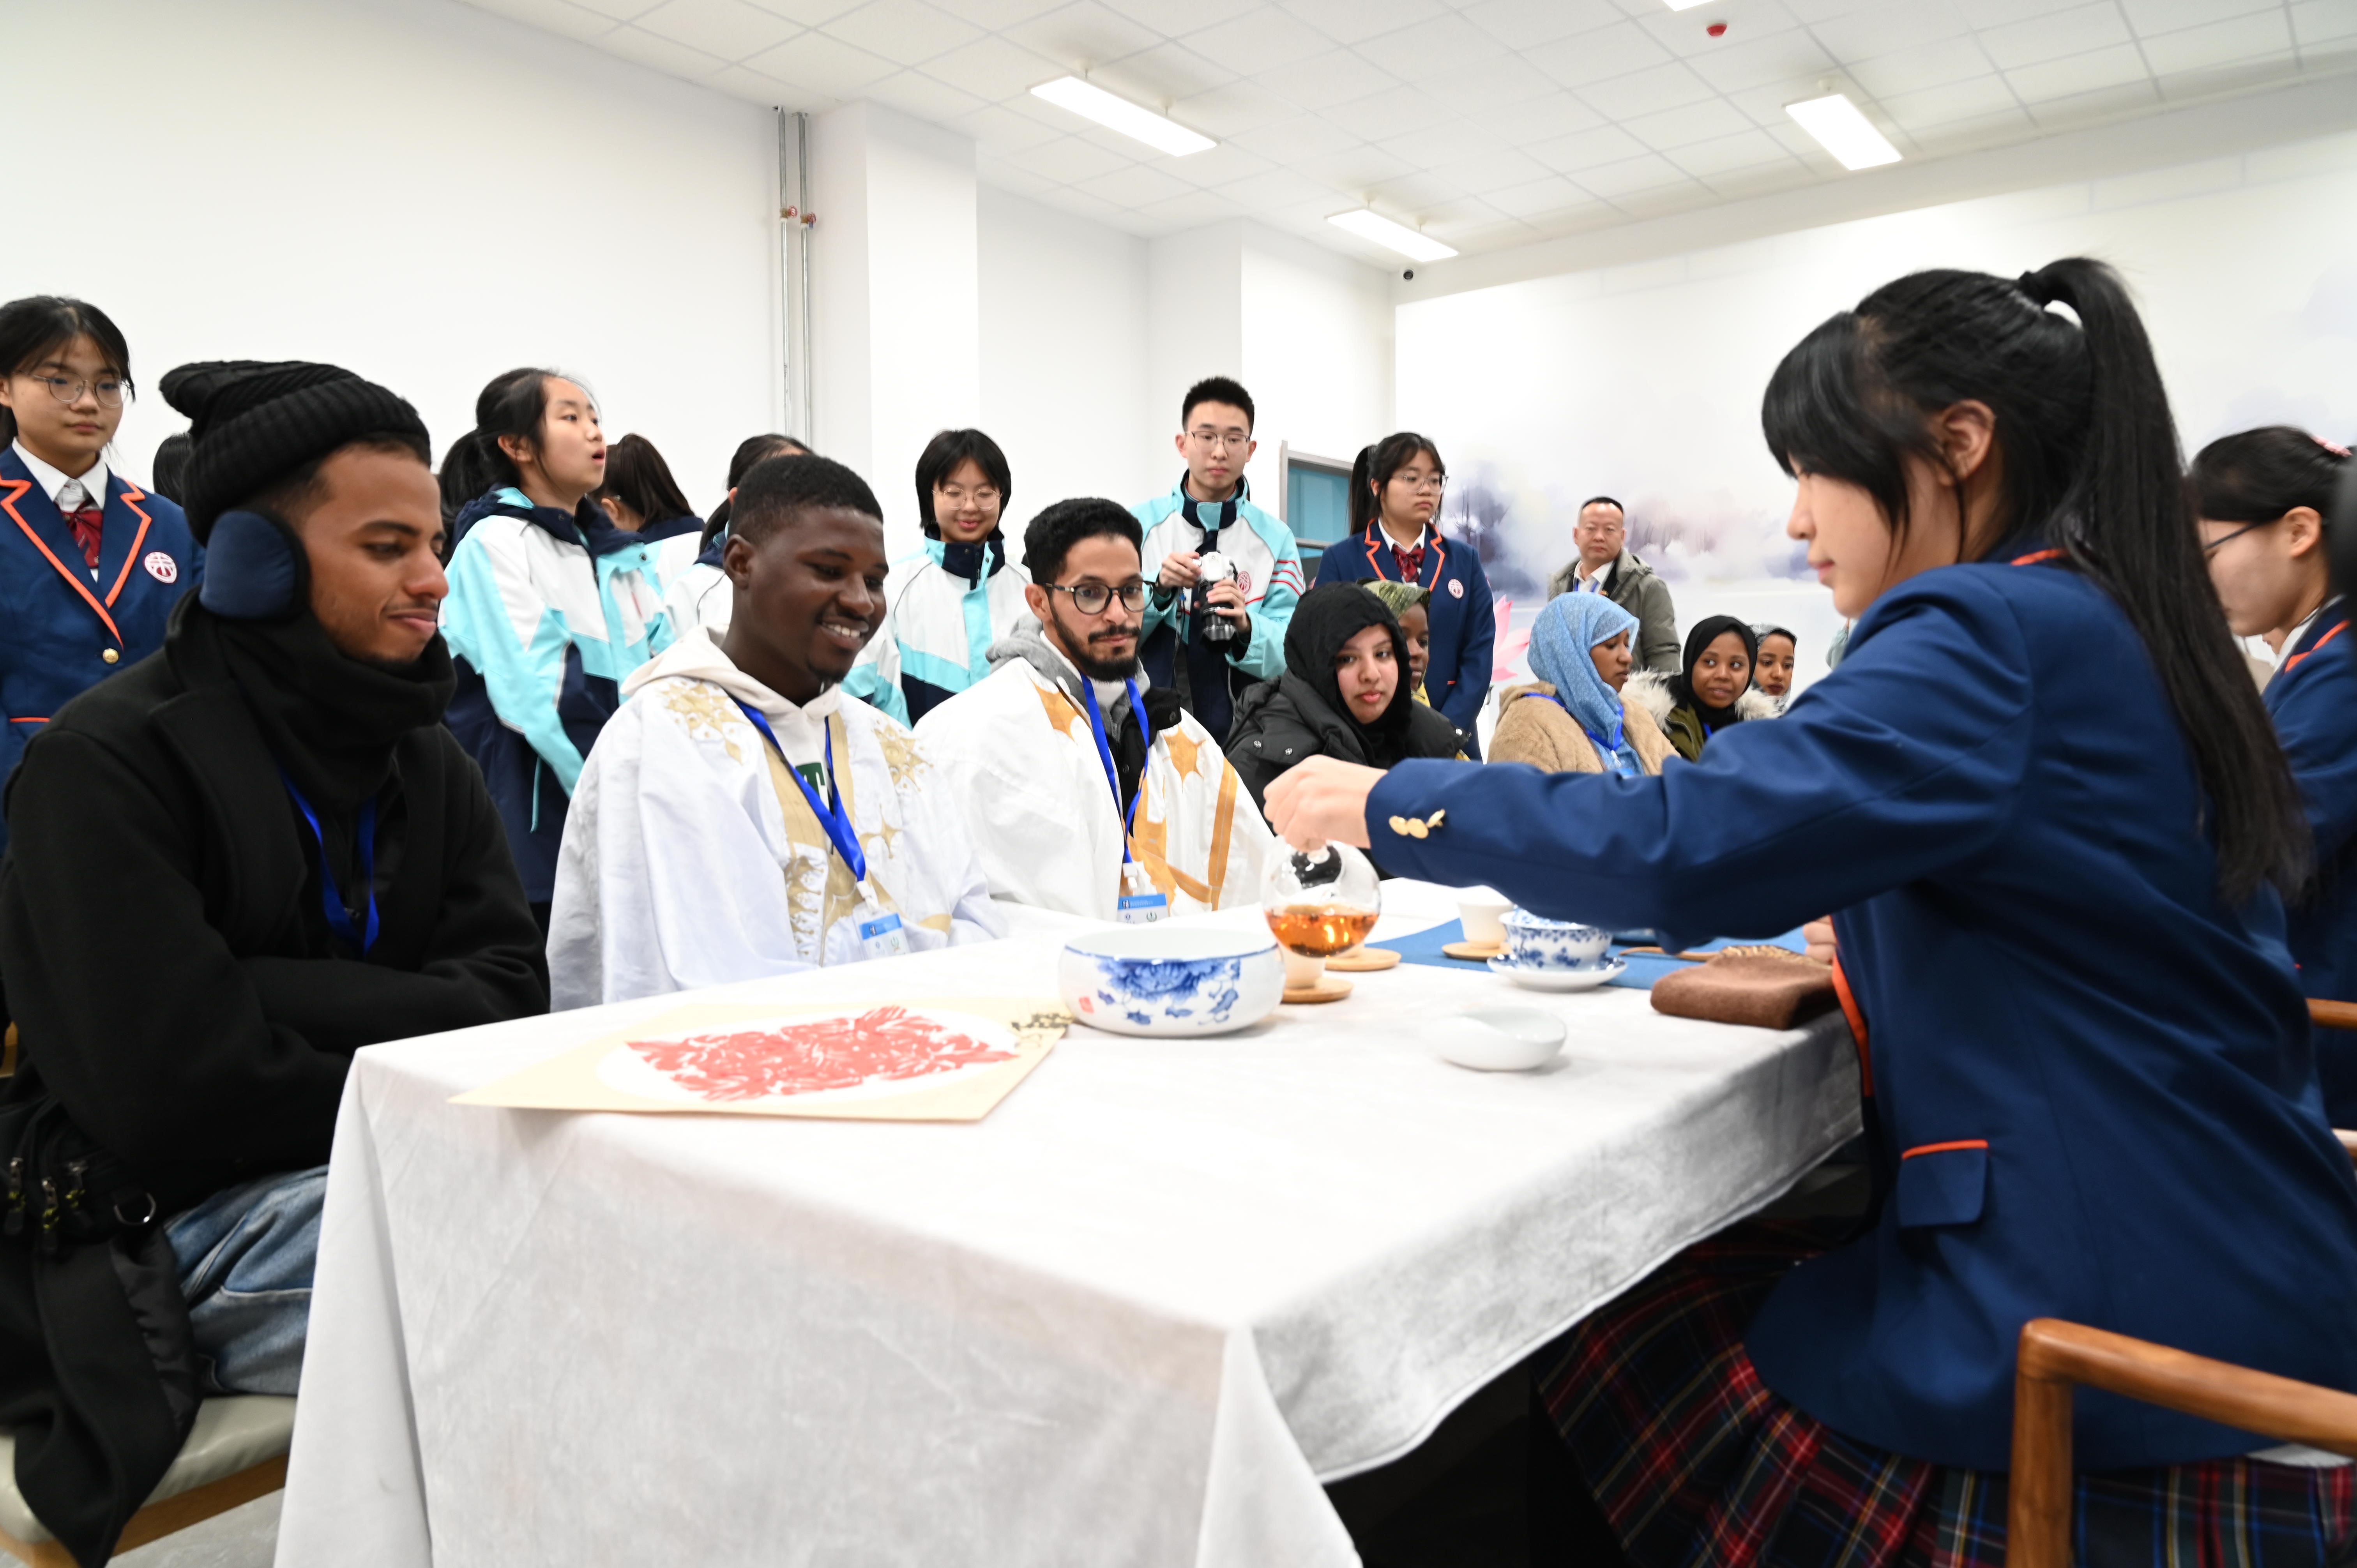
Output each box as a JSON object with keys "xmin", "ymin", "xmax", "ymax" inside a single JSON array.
[
  {"xmin": 2318, "ymin": 435, "xmax": 2352, "ymax": 459},
  {"xmin": 2016, "ymin": 269, "xmax": 2055, "ymax": 306}
]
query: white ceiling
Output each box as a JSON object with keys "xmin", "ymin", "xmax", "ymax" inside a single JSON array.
[{"xmin": 464, "ymin": 0, "xmax": 2357, "ymax": 265}]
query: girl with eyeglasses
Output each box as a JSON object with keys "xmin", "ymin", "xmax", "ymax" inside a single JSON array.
[
  {"xmin": 0, "ymin": 296, "xmax": 200, "ymax": 855},
  {"xmin": 1312, "ymin": 432, "xmax": 1494, "ymax": 757}
]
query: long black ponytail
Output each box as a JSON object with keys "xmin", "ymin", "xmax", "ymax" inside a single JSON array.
[{"xmin": 1763, "ymin": 259, "xmax": 2306, "ymax": 902}]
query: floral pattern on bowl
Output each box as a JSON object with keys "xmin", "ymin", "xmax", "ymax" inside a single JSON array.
[
  {"xmin": 1500, "ymin": 908, "xmax": 1613, "ymax": 970},
  {"xmin": 1058, "ymin": 928, "xmax": 1285, "ymax": 1037}
]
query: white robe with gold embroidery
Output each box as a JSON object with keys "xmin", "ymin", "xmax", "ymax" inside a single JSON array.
[
  {"xmin": 913, "ymin": 646, "xmax": 1273, "ymax": 922},
  {"xmin": 548, "ymin": 629, "xmax": 1005, "ymax": 1009}
]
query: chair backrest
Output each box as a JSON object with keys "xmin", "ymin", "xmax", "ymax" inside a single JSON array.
[{"xmin": 2008, "ymin": 1319, "xmax": 2357, "ymax": 1568}]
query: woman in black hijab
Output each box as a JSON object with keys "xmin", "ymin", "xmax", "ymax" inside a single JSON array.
[
  {"xmin": 1225, "ymin": 581, "xmax": 1461, "ymax": 808},
  {"xmin": 1624, "ymin": 614, "xmax": 1776, "ymax": 760}
]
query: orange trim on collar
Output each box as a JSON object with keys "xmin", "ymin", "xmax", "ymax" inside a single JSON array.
[
  {"xmin": 0, "ymin": 478, "xmax": 122, "ymax": 645},
  {"xmin": 102, "ymin": 484, "xmax": 155, "ymax": 609},
  {"xmin": 6, "ymin": 717, "xmax": 47, "ymax": 725},
  {"xmin": 1902, "ymin": 1138, "xmax": 1989, "ymax": 1160},
  {"xmin": 1830, "ymin": 954, "xmax": 1871, "ymax": 1097},
  {"xmin": 2009, "ymin": 548, "xmax": 2066, "ymax": 566},
  {"xmin": 2282, "ymin": 618, "xmax": 2348, "ymax": 675}
]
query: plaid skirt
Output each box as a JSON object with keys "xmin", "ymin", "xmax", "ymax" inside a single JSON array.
[{"xmin": 1537, "ymin": 1218, "xmax": 2357, "ymax": 1568}]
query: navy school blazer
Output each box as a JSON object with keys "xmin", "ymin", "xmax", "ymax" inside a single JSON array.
[
  {"xmin": 1313, "ymin": 525, "xmax": 1495, "ymax": 756},
  {"xmin": 0, "ymin": 447, "xmax": 201, "ymax": 853},
  {"xmin": 1364, "ymin": 546, "xmax": 2357, "ymax": 1473},
  {"xmin": 2266, "ymin": 600, "xmax": 2357, "ymax": 1121}
]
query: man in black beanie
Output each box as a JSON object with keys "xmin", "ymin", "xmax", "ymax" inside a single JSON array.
[{"xmin": 0, "ymin": 361, "xmax": 546, "ymax": 1410}]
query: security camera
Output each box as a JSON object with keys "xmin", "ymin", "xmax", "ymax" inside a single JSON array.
[{"xmin": 1402, "ymin": 268, "xmax": 1415, "ymax": 281}]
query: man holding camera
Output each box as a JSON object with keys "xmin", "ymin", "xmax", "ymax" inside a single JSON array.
[{"xmin": 1133, "ymin": 376, "xmax": 1304, "ymax": 744}]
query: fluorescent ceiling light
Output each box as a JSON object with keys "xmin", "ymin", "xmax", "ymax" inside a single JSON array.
[
  {"xmin": 1030, "ymin": 76, "xmax": 1213, "ymax": 157},
  {"xmin": 1661, "ymin": 0, "xmax": 1713, "ymax": 9},
  {"xmin": 1785, "ymin": 93, "xmax": 1901, "ymax": 170},
  {"xmin": 1327, "ymin": 209, "xmax": 1458, "ymax": 262}
]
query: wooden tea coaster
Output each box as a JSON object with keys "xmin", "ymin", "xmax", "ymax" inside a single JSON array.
[
  {"xmin": 1283, "ymin": 977, "xmax": 1354, "ymax": 1004},
  {"xmin": 1442, "ymin": 940, "xmax": 1504, "ymax": 962},
  {"xmin": 1326, "ymin": 946, "xmax": 1401, "ymax": 973}
]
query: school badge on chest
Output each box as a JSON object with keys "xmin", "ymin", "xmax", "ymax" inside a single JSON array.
[
  {"xmin": 1447, "ymin": 578, "xmax": 1464, "ymax": 599},
  {"xmin": 143, "ymin": 551, "xmax": 178, "ymax": 584}
]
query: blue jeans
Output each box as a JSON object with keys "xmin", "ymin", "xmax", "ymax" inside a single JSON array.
[{"xmin": 163, "ymin": 1165, "xmax": 328, "ymax": 1396}]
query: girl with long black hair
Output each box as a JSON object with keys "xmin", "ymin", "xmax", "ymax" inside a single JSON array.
[
  {"xmin": 0, "ymin": 296, "xmax": 199, "ymax": 855},
  {"xmin": 2197, "ymin": 426, "xmax": 2357, "ymax": 1124},
  {"xmin": 439, "ymin": 367, "xmax": 671, "ymax": 922},
  {"xmin": 1266, "ymin": 260, "xmax": 2357, "ymax": 1568}
]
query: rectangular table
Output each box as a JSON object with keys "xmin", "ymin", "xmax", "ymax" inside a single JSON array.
[{"xmin": 276, "ymin": 881, "xmax": 1859, "ymax": 1568}]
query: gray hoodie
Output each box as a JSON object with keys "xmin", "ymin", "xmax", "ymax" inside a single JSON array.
[{"xmin": 987, "ymin": 617, "xmax": 1144, "ymax": 747}]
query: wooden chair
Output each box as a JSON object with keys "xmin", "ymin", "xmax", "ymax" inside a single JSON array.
[{"xmin": 0, "ymin": 1395, "xmax": 294, "ymax": 1565}]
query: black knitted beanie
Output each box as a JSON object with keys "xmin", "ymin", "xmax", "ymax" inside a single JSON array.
[{"xmin": 158, "ymin": 360, "xmax": 429, "ymax": 541}]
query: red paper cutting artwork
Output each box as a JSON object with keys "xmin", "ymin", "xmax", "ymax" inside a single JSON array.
[{"xmin": 627, "ymin": 1006, "xmax": 1017, "ymax": 1102}]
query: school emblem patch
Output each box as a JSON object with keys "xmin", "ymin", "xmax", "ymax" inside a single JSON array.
[
  {"xmin": 1447, "ymin": 578, "xmax": 1465, "ymax": 599},
  {"xmin": 143, "ymin": 551, "xmax": 178, "ymax": 584}
]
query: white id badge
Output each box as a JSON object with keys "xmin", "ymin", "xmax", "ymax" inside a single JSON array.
[
  {"xmin": 1116, "ymin": 864, "xmax": 1168, "ymax": 924},
  {"xmin": 855, "ymin": 903, "xmax": 910, "ymax": 959}
]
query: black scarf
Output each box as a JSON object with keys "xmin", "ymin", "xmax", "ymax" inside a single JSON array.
[
  {"xmin": 167, "ymin": 597, "xmax": 456, "ymax": 813},
  {"xmin": 1671, "ymin": 614, "xmax": 1759, "ymax": 732},
  {"xmin": 1284, "ymin": 582, "xmax": 1416, "ymax": 768}
]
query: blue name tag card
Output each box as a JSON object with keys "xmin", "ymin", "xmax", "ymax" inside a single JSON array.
[
  {"xmin": 1117, "ymin": 891, "xmax": 1169, "ymax": 925},
  {"xmin": 855, "ymin": 905, "xmax": 909, "ymax": 959}
]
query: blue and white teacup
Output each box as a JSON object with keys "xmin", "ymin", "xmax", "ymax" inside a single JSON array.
[{"xmin": 1500, "ymin": 908, "xmax": 1612, "ymax": 971}]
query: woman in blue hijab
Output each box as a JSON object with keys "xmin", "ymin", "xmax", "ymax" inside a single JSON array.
[{"xmin": 1489, "ymin": 592, "xmax": 1675, "ymax": 775}]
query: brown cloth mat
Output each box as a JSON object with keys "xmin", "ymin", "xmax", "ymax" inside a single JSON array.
[{"xmin": 1650, "ymin": 949, "xmax": 1838, "ymax": 1031}]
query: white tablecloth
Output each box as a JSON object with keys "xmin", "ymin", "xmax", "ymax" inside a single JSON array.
[{"xmin": 276, "ymin": 881, "xmax": 1859, "ymax": 1568}]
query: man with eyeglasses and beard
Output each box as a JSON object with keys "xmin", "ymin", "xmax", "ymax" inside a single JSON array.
[{"xmin": 917, "ymin": 498, "xmax": 1273, "ymax": 922}]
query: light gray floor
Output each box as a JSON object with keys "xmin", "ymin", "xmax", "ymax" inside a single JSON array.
[{"xmin": 111, "ymin": 1490, "xmax": 279, "ymax": 1568}]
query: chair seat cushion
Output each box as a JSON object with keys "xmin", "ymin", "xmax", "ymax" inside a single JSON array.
[{"xmin": 0, "ymin": 1395, "xmax": 295, "ymax": 1544}]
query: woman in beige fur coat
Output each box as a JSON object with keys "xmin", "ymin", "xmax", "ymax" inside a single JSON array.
[{"xmin": 1491, "ymin": 593, "xmax": 1679, "ymax": 775}]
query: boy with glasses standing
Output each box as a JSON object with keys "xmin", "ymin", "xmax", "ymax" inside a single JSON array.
[
  {"xmin": 918, "ymin": 498, "xmax": 1272, "ymax": 921},
  {"xmin": 1133, "ymin": 377, "xmax": 1304, "ymax": 744}
]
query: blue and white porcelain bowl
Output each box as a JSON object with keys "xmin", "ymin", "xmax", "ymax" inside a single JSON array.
[
  {"xmin": 1500, "ymin": 908, "xmax": 1612, "ymax": 971},
  {"xmin": 1059, "ymin": 927, "xmax": 1285, "ymax": 1038}
]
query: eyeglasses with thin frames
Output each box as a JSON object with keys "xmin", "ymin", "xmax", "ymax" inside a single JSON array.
[
  {"xmin": 1187, "ymin": 428, "xmax": 1249, "ymax": 453},
  {"xmin": 1043, "ymin": 581, "xmax": 1147, "ymax": 616},
  {"xmin": 2202, "ymin": 518, "xmax": 2275, "ymax": 555},
  {"xmin": 23, "ymin": 376, "xmax": 129, "ymax": 410}
]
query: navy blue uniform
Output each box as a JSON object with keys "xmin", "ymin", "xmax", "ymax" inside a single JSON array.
[
  {"xmin": 1367, "ymin": 548, "xmax": 2357, "ymax": 1471},
  {"xmin": 1313, "ymin": 525, "xmax": 1494, "ymax": 755},
  {"xmin": 0, "ymin": 447, "xmax": 200, "ymax": 853},
  {"xmin": 2266, "ymin": 602, "xmax": 2357, "ymax": 1122}
]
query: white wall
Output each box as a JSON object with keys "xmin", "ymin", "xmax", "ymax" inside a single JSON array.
[
  {"xmin": 3, "ymin": 0, "xmax": 780, "ymax": 514},
  {"xmin": 1399, "ymin": 126, "xmax": 2357, "ymax": 690},
  {"xmin": 1241, "ymin": 227, "xmax": 1395, "ymax": 478},
  {"xmin": 978, "ymin": 189, "xmax": 1153, "ymax": 523}
]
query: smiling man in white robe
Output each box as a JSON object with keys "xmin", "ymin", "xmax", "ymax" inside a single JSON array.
[
  {"xmin": 915, "ymin": 497, "xmax": 1272, "ymax": 922},
  {"xmin": 548, "ymin": 454, "xmax": 1002, "ymax": 1008}
]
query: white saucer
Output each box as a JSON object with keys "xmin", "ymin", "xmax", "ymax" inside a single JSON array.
[{"xmin": 1488, "ymin": 955, "xmax": 1626, "ymax": 992}]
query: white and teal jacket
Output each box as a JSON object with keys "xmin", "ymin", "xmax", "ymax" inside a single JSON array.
[
  {"xmin": 1133, "ymin": 476, "xmax": 1304, "ymax": 740},
  {"xmin": 841, "ymin": 533, "xmax": 1032, "ymax": 726},
  {"xmin": 440, "ymin": 486, "xmax": 674, "ymax": 901}
]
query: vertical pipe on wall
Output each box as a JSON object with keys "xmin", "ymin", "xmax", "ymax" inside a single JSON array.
[{"xmin": 776, "ymin": 108, "xmax": 816, "ymax": 446}]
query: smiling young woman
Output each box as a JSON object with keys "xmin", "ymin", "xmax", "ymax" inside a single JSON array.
[
  {"xmin": 0, "ymin": 296, "xmax": 200, "ymax": 855},
  {"xmin": 1265, "ymin": 259, "xmax": 2357, "ymax": 1568}
]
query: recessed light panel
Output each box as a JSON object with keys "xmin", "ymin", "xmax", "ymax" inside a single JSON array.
[
  {"xmin": 1030, "ymin": 77, "xmax": 1214, "ymax": 158},
  {"xmin": 1326, "ymin": 209, "xmax": 1458, "ymax": 262},
  {"xmin": 1785, "ymin": 93, "xmax": 1902, "ymax": 170}
]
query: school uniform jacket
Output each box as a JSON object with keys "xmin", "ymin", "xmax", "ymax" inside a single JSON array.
[
  {"xmin": 1313, "ymin": 524, "xmax": 1495, "ymax": 756},
  {"xmin": 1364, "ymin": 546, "xmax": 2357, "ymax": 1473},
  {"xmin": 1134, "ymin": 480, "xmax": 1305, "ymax": 740},
  {"xmin": 2266, "ymin": 600, "xmax": 2357, "ymax": 1121},
  {"xmin": 841, "ymin": 535, "xmax": 1033, "ymax": 726},
  {"xmin": 439, "ymin": 488, "xmax": 671, "ymax": 902},
  {"xmin": 655, "ymin": 530, "xmax": 730, "ymax": 637},
  {"xmin": 0, "ymin": 448, "xmax": 200, "ymax": 852}
]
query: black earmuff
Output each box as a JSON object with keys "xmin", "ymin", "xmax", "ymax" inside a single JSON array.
[{"xmin": 199, "ymin": 509, "xmax": 307, "ymax": 621}]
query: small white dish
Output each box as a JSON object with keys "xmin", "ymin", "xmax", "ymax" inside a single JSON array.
[
  {"xmin": 1432, "ymin": 1006, "xmax": 1567, "ymax": 1072},
  {"xmin": 1488, "ymin": 955, "xmax": 1626, "ymax": 993}
]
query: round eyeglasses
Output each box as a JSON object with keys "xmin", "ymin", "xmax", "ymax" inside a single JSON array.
[
  {"xmin": 1043, "ymin": 582, "xmax": 1147, "ymax": 616},
  {"xmin": 24, "ymin": 376, "xmax": 130, "ymax": 410}
]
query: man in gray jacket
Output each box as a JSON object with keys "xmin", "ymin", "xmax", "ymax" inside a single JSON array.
[{"xmin": 1544, "ymin": 496, "xmax": 1679, "ymax": 673}]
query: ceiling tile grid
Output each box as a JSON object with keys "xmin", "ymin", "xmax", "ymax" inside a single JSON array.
[{"xmin": 461, "ymin": 0, "xmax": 2357, "ymax": 265}]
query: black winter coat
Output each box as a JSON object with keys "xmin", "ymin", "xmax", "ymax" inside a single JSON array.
[
  {"xmin": 0, "ymin": 628, "xmax": 548, "ymax": 1215},
  {"xmin": 1224, "ymin": 672, "xmax": 1462, "ymax": 810}
]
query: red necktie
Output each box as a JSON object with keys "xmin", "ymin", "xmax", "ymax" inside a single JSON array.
[
  {"xmin": 63, "ymin": 506, "xmax": 104, "ymax": 572},
  {"xmin": 1392, "ymin": 542, "xmax": 1426, "ymax": 583}
]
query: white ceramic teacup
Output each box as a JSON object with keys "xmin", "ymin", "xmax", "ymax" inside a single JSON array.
[
  {"xmin": 1456, "ymin": 886, "xmax": 1512, "ymax": 947},
  {"xmin": 1500, "ymin": 908, "xmax": 1612, "ymax": 970}
]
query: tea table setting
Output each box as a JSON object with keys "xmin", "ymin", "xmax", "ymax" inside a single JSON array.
[{"xmin": 276, "ymin": 873, "xmax": 1861, "ymax": 1568}]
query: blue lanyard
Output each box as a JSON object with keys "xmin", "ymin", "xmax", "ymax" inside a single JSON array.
[
  {"xmin": 733, "ymin": 699, "xmax": 867, "ymax": 888},
  {"xmin": 279, "ymin": 772, "xmax": 378, "ymax": 954},
  {"xmin": 1081, "ymin": 678, "xmax": 1154, "ymax": 864},
  {"xmin": 1534, "ymin": 692, "xmax": 1637, "ymax": 778}
]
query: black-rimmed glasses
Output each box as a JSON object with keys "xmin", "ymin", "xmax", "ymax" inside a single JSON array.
[{"xmin": 1043, "ymin": 581, "xmax": 1147, "ymax": 615}]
